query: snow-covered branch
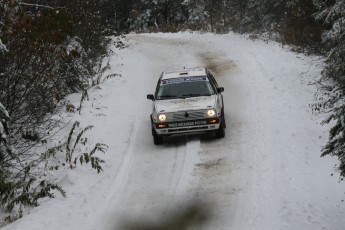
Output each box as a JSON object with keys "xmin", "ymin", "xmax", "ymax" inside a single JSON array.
[
  {"xmin": 0, "ymin": 102, "xmax": 10, "ymax": 141},
  {"xmin": 18, "ymin": 2, "xmax": 54, "ymax": 10},
  {"xmin": 0, "ymin": 39, "xmax": 8, "ymax": 53}
]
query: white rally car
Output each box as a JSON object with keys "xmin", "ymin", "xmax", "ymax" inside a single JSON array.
[{"xmin": 147, "ymin": 67, "xmax": 226, "ymax": 145}]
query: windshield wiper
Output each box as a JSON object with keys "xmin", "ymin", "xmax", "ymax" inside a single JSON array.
[{"xmin": 159, "ymin": 95, "xmax": 185, "ymax": 99}]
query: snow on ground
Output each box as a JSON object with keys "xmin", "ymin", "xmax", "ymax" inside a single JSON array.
[{"xmin": 2, "ymin": 32, "xmax": 345, "ymax": 230}]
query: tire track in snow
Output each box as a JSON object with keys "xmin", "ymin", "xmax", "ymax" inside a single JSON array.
[
  {"xmin": 156, "ymin": 139, "xmax": 202, "ymax": 220},
  {"xmin": 91, "ymin": 115, "xmax": 142, "ymax": 230}
]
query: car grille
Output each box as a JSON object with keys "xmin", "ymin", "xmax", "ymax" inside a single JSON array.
[{"xmin": 166, "ymin": 110, "xmax": 208, "ymax": 122}]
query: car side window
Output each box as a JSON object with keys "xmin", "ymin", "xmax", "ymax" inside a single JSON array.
[
  {"xmin": 207, "ymin": 73, "xmax": 218, "ymax": 91},
  {"xmin": 154, "ymin": 74, "xmax": 163, "ymax": 98}
]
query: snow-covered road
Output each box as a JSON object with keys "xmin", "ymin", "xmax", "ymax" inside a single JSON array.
[{"xmin": 3, "ymin": 33, "xmax": 345, "ymax": 230}]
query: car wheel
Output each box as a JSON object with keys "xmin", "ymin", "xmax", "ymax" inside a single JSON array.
[
  {"xmin": 152, "ymin": 128, "xmax": 163, "ymax": 145},
  {"xmin": 216, "ymin": 114, "xmax": 225, "ymax": 138},
  {"xmin": 222, "ymin": 107, "xmax": 226, "ymax": 128}
]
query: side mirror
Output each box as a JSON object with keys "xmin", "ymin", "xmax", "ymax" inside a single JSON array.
[
  {"xmin": 147, "ymin": 94, "xmax": 155, "ymax": 100},
  {"xmin": 217, "ymin": 87, "xmax": 224, "ymax": 93}
]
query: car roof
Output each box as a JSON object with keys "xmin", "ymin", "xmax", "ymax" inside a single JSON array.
[{"xmin": 161, "ymin": 67, "xmax": 208, "ymax": 80}]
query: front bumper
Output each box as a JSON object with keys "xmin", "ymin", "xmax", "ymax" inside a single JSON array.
[{"xmin": 152, "ymin": 118, "xmax": 221, "ymax": 136}]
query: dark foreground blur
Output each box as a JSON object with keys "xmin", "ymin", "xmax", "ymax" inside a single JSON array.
[{"xmin": 119, "ymin": 200, "xmax": 212, "ymax": 230}]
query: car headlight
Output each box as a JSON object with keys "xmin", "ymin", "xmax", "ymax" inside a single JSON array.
[
  {"xmin": 207, "ymin": 109, "xmax": 216, "ymax": 117},
  {"xmin": 158, "ymin": 114, "xmax": 167, "ymax": 122}
]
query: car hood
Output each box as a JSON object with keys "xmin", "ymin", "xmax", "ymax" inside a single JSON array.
[{"xmin": 155, "ymin": 95, "xmax": 217, "ymax": 113}]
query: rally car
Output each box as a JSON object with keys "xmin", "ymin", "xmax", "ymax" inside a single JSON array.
[{"xmin": 147, "ymin": 67, "xmax": 225, "ymax": 145}]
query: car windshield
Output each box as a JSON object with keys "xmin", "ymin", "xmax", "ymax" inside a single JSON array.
[{"xmin": 156, "ymin": 77, "xmax": 215, "ymax": 100}]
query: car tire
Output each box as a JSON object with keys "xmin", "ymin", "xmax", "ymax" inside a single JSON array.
[
  {"xmin": 222, "ymin": 107, "xmax": 226, "ymax": 128},
  {"xmin": 152, "ymin": 128, "xmax": 163, "ymax": 145},
  {"xmin": 216, "ymin": 114, "xmax": 225, "ymax": 138}
]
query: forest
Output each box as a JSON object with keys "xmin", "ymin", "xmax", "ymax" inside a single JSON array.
[{"xmin": 0, "ymin": 0, "xmax": 344, "ymax": 223}]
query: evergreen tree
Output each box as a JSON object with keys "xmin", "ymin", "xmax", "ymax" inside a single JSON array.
[
  {"xmin": 104, "ymin": 0, "xmax": 134, "ymax": 33},
  {"xmin": 128, "ymin": 0, "xmax": 189, "ymax": 32},
  {"xmin": 279, "ymin": 0, "xmax": 322, "ymax": 46},
  {"xmin": 314, "ymin": 0, "xmax": 345, "ymax": 177},
  {"xmin": 184, "ymin": 0, "xmax": 208, "ymax": 30}
]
